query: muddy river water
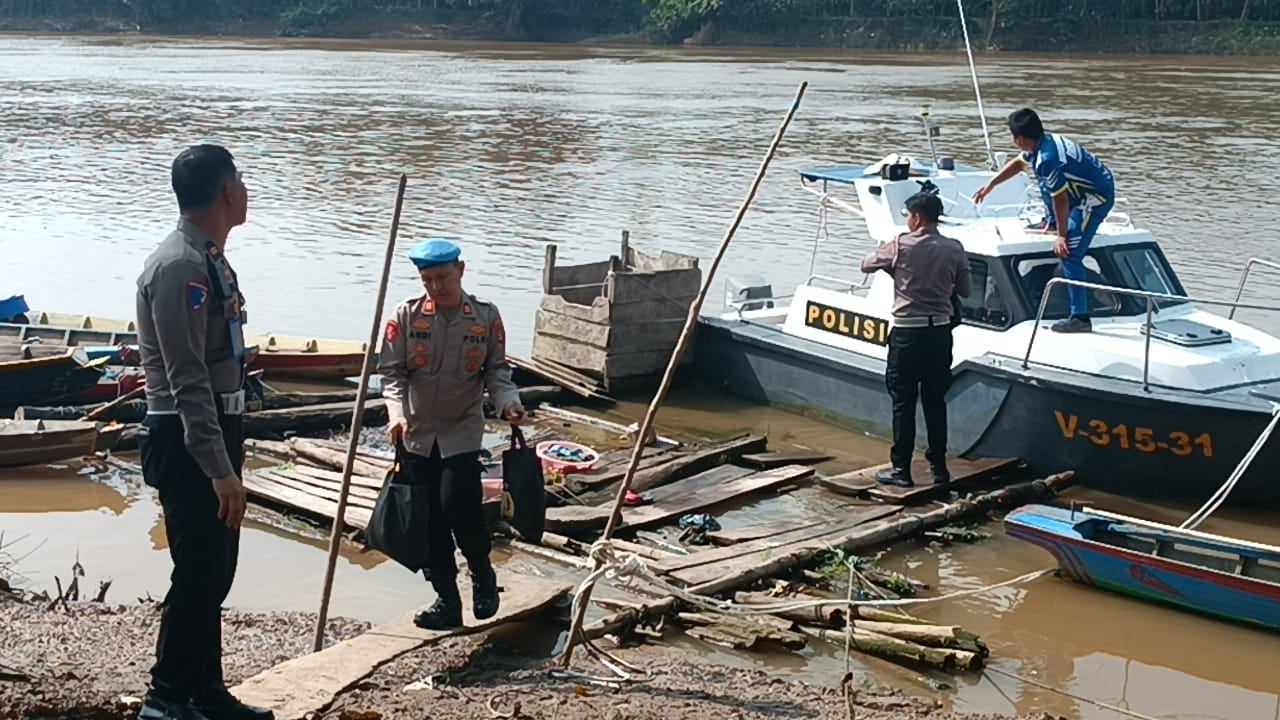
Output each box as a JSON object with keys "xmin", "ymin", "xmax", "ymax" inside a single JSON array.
[{"xmin": 2, "ymin": 35, "xmax": 1280, "ymax": 719}]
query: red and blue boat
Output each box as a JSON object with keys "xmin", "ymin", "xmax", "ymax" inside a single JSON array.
[{"xmin": 1004, "ymin": 504, "xmax": 1280, "ymax": 632}]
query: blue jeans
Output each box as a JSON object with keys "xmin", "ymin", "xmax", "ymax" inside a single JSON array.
[{"xmin": 1062, "ymin": 199, "xmax": 1114, "ymax": 318}]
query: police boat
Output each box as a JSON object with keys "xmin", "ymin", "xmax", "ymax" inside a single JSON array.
[{"xmin": 695, "ymin": 111, "xmax": 1280, "ymax": 506}]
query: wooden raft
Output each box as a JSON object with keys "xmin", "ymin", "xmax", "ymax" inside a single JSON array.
[
  {"xmin": 651, "ymin": 505, "xmax": 903, "ymax": 586},
  {"xmin": 230, "ymin": 572, "xmax": 572, "ymax": 720},
  {"xmin": 546, "ymin": 464, "xmax": 815, "ymax": 533},
  {"xmin": 243, "ymin": 467, "xmax": 383, "ymax": 531},
  {"xmin": 817, "ymin": 457, "xmax": 1020, "ymax": 504}
]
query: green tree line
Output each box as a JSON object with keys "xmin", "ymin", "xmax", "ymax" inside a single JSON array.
[{"xmin": 1, "ymin": 0, "xmax": 1277, "ymax": 36}]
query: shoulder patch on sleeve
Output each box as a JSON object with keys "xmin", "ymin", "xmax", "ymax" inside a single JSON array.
[
  {"xmin": 186, "ymin": 280, "xmax": 210, "ymax": 312},
  {"xmin": 493, "ymin": 316, "xmax": 506, "ymax": 344},
  {"xmin": 385, "ymin": 319, "xmax": 401, "ymax": 345}
]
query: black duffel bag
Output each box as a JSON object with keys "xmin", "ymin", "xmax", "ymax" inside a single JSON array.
[
  {"xmin": 364, "ymin": 443, "xmax": 432, "ymax": 572},
  {"xmin": 502, "ymin": 426, "xmax": 546, "ymax": 545}
]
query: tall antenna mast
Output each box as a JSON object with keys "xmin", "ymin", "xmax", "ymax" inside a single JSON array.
[{"xmin": 956, "ymin": 0, "xmax": 997, "ymax": 169}]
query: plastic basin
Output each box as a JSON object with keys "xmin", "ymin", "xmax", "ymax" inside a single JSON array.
[{"xmin": 535, "ymin": 440, "xmax": 600, "ymax": 475}]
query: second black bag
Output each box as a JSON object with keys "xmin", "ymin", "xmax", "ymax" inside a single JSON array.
[{"xmin": 502, "ymin": 426, "xmax": 547, "ymax": 545}]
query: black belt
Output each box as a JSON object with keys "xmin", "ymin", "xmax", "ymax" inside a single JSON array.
[{"xmin": 892, "ymin": 315, "xmax": 951, "ymax": 328}]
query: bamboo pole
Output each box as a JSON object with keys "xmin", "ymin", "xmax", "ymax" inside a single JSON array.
[
  {"xmin": 312, "ymin": 173, "xmax": 408, "ymax": 652},
  {"xmin": 560, "ymin": 82, "xmax": 808, "ymax": 667}
]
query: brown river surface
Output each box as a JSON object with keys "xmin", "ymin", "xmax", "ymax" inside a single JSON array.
[{"xmin": 2, "ymin": 35, "xmax": 1280, "ymax": 718}]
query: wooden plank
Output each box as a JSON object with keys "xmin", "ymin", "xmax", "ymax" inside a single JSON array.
[
  {"xmin": 259, "ymin": 471, "xmax": 378, "ymax": 511},
  {"xmin": 621, "ymin": 465, "xmax": 762, "ymax": 526},
  {"xmin": 532, "ymin": 335, "xmax": 691, "ymax": 381},
  {"xmin": 540, "ymin": 292, "xmax": 690, "ymax": 326},
  {"xmin": 230, "ymin": 572, "xmax": 572, "ymax": 720},
  {"xmin": 546, "ymin": 464, "xmax": 814, "ymax": 533},
  {"xmin": 818, "ymin": 457, "xmax": 1019, "ymax": 500},
  {"xmin": 289, "ymin": 464, "xmax": 386, "ymax": 491},
  {"xmin": 817, "ymin": 468, "xmax": 880, "ymax": 496},
  {"xmin": 707, "ymin": 518, "xmax": 845, "ymax": 546},
  {"xmin": 864, "ymin": 457, "xmax": 1021, "ymax": 505},
  {"xmin": 264, "ymin": 470, "xmax": 381, "ymax": 506},
  {"xmin": 572, "ymin": 435, "xmax": 765, "ymax": 492},
  {"xmin": 542, "ymin": 244, "xmax": 557, "ymax": 295},
  {"xmin": 534, "ymin": 311, "xmax": 687, "ymax": 355},
  {"xmin": 243, "ymin": 472, "xmax": 371, "ymax": 530},
  {"xmin": 548, "ymin": 258, "xmax": 612, "ymax": 291},
  {"xmin": 506, "ymin": 355, "xmax": 612, "ymax": 403},
  {"xmin": 654, "ymin": 504, "xmax": 902, "ymax": 576},
  {"xmin": 532, "ymin": 404, "xmax": 682, "ymax": 448},
  {"xmin": 609, "ymin": 267, "xmax": 701, "ymax": 306},
  {"xmin": 740, "ymin": 450, "xmax": 834, "ymax": 469}
]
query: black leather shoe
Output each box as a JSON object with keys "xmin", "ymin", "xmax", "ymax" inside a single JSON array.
[
  {"xmin": 138, "ymin": 696, "xmax": 209, "ymax": 720},
  {"xmin": 192, "ymin": 688, "xmax": 274, "ymax": 720},
  {"xmin": 930, "ymin": 462, "xmax": 951, "ymax": 484},
  {"xmin": 876, "ymin": 468, "xmax": 914, "ymax": 488},
  {"xmin": 472, "ymin": 564, "xmax": 500, "ymax": 621},
  {"xmin": 415, "ymin": 576, "xmax": 463, "ymax": 630}
]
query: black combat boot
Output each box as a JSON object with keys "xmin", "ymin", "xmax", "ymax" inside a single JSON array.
[
  {"xmin": 191, "ymin": 686, "xmax": 274, "ymax": 720},
  {"xmin": 930, "ymin": 463, "xmax": 951, "ymax": 484},
  {"xmin": 414, "ymin": 575, "xmax": 463, "ymax": 630},
  {"xmin": 876, "ymin": 466, "xmax": 914, "ymax": 488},
  {"xmin": 137, "ymin": 695, "xmax": 209, "ymax": 720},
  {"xmin": 471, "ymin": 563, "xmax": 500, "ymax": 621}
]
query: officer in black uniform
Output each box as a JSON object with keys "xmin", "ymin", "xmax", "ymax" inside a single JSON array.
[
  {"xmin": 134, "ymin": 145, "xmax": 273, "ymax": 720},
  {"xmin": 861, "ymin": 192, "xmax": 972, "ymax": 488}
]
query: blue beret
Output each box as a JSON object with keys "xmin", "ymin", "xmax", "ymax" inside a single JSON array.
[{"xmin": 408, "ymin": 238, "xmax": 461, "ymax": 270}]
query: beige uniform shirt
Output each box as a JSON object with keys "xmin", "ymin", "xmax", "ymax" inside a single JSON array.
[
  {"xmin": 136, "ymin": 219, "xmax": 247, "ymax": 480},
  {"xmin": 378, "ymin": 292, "xmax": 520, "ymax": 458},
  {"xmin": 860, "ymin": 228, "xmax": 973, "ymax": 319}
]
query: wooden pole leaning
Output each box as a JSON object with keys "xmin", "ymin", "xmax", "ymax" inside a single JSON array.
[
  {"xmin": 559, "ymin": 82, "xmax": 808, "ymax": 667},
  {"xmin": 312, "ymin": 173, "xmax": 409, "ymax": 652}
]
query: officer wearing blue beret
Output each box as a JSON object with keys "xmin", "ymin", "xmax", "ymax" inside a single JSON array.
[{"xmin": 377, "ymin": 237, "xmax": 524, "ymax": 630}]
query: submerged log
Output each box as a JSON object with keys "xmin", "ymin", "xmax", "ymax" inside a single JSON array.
[
  {"xmin": 732, "ymin": 590, "xmax": 847, "ymax": 628},
  {"xmin": 854, "ymin": 621, "xmax": 987, "ymax": 657},
  {"xmin": 797, "ymin": 625, "xmax": 982, "ymax": 671},
  {"xmin": 582, "ymin": 472, "xmax": 1074, "ymax": 642}
]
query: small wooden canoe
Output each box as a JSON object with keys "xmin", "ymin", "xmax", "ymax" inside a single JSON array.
[
  {"xmin": 4, "ymin": 311, "xmax": 373, "ymax": 379},
  {"xmin": 1005, "ymin": 503, "xmax": 1280, "ymax": 632},
  {"xmin": 0, "ymin": 349, "xmax": 109, "ymax": 410},
  {"xmin": 0, "ymin": 418, "xmax": 124, "ymax": 468}
]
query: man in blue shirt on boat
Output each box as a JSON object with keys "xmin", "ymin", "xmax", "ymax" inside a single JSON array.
[{"xmin": 973, "ymin": 108, "xmax": 1115, "ymax": 334}]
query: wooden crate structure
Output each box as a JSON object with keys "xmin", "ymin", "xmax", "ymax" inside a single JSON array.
[{"xmin": 533, "ymin": 234, "xmax": 701, "ymax": 391}]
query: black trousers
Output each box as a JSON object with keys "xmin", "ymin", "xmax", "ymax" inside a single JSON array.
[
  {"xmin": 403, "ymin": 444, "xmax": 491, "ymax": 579},
  {"xmin": 884, "ymin": 325, "xmax": 953, "ymax": 470},
  {"xmin": 139, "ymin": 411, "xmax": 243, "ymax": 702}
]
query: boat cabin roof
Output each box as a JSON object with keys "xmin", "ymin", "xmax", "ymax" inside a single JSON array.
[{"xmin": 799, "ymin": 155, "xmax": 1148, "ymax": 259}]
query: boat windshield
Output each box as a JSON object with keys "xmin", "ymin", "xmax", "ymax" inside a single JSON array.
[{"xmin": 1011, "ymin": 242, "xmax": 1188, "ymax": 322}]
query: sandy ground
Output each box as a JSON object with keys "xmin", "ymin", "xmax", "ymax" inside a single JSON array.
[
  {"xmin": 0, "ymin": 591, "xmax": 1045, "ymax": 720},
  {"xmin": 0, "ymin": 596, "xmax": 369, "ymax": 720}
]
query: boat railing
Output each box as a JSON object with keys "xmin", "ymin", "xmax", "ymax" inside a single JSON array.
[
  {"xmin": 1022, "ymin": 277, "xmax": 1280, "ymax": 392},
  {"xmin": 1228, "ymin": 257, "xmax": 1280, "ymax": 320}
]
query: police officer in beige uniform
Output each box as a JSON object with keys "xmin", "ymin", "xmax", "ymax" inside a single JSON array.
[
  {"xmin": 135, "ymin": 145, "xmax": 272, "ymax": 720},
  {"xmin": 378, "ymin": 238, "xmax": 524, "ymax": 630},
  {"xmin": 861, "ymin": 192, "xmax": 972, "ymax": 489}
]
